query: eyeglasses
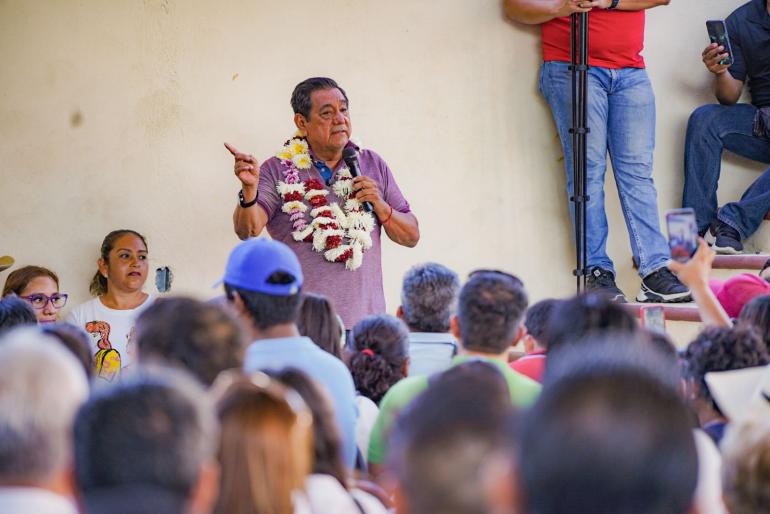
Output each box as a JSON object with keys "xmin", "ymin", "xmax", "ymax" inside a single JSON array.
[{"xmin": 19, "ymin": 293, "xmax": 68, "ymax": 310}]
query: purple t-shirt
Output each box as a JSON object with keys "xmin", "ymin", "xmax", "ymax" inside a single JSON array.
[{"xmin": 257, "ymin": 144, "xmax": 411, "ymax": 328}]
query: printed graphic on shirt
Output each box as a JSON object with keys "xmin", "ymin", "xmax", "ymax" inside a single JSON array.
[{"xmin": 85, "ymin": 320, "xmax": 121, "ymax": 382}]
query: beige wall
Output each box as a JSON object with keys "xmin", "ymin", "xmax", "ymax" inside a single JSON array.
[{"xmin": 1, "ymin": 0, "xmax": 762, "ymax": 334}]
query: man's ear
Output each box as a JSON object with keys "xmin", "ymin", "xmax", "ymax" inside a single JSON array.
[
  {"xmin": 522, "ymin": 333, "xmax": 535, "ymax": 354},
  {"xmin": 294, "ymin": 113, "xmax": 308, "ymax": 136},
  {"xmin": 511, "ymin": 324, "xmax": 526, "ymax": 347},
  {"xmin": 450, "ymin": 315, "xmax": 461, "ymax": 340},
  {"xmin": 187, "ymin": 460, "xmax": 220, "ymax": 514},
  {"xmin": 392, "ymin": 480, "xmax": 409, "ymax": 514},
  {"xmin": 396, "ymin": 305, "xmax": 404, "ymax": 320}
]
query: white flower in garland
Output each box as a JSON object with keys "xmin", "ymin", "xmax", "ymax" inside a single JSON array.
[{"xmin": 274, "ymin": 136, "xmax": 378, "ymax": 271}]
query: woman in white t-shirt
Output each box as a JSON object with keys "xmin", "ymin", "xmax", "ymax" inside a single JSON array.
[{"xmin": 67, "ymin": 229, "xmax": 153, "ymax": 382}]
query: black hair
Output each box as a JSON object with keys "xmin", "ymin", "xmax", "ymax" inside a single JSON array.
[
  {"xmin": 524, "ymin": 299, "xmax": 561, "ymax": 350},
  {"xmin": 291, "ymin": 77, "xmax": 349, "ymax": 120},
  {"xmin": 348, "ymin": 314, "xmax": 409, "ymax": 404},
  {"xmin": 738, "ymin": 295, "xmax": 770, "ymax": 348},
  {"xmin": 518, "ymin": 365, "xmax": 698, "ymax": 514},
  {"xmin": 135, "ymin": 297, "xmax": 245, "ymax": 387},
  {"xmin": 388, "ymin": 360, "xmax": 513, "ymax": 514},
  {"xmin": 41, "ymin": 323, "xmax": 94, "ymax": 379},
  {"xmin": 545, "ymin": 292, "xmax": 637, "ymax": 351},
  {"xmin": 74, "ymin": 372, "xmax": 213, "ymax": 499},
  {"xmin": 682, "ymin": 326, "xmax": 769, "ymax": 416},
  {"xmin": 225, "ymin": 279, "xmax": 302, "ymax": 331},
  {"xmin": 0, "ymin": 296, "xmax": 36, "ymax": 335},
  {"xmin": 457, "ymin": 272, "xmax": 528, "ymax": 354}
]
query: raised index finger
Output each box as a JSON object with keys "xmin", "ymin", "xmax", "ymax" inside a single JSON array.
[{"xmin": 224, "ymin": 142, "xmax": 244, "ymax": 157}]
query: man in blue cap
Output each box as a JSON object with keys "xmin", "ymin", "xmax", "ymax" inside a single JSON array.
[{"xmin": 221, "ymin": 237, "xmax": 358, "ymax": 468}]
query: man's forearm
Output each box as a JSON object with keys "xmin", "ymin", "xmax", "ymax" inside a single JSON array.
[
  {"xmin": 714, "ymin": 72, "xmax": 744, "ymax": 105},
  {"xmin": 504, "ymin": 0, "xmax": 565, "ymax": 24},
  {"xmin": 233, "ymin": 186, "xmax": 268, "ymax": 240},
  {"xmin": 381, "ymin": 210, "xmax": 420, "ymax": 248}
]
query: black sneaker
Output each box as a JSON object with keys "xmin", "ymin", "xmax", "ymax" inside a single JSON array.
[
  {"xmin": 706, "ymin": 219, "xmax": 743, "ymax": 254},
  {"xmin": 586, "ymin": 267, "xmax": 627, "ymax": 303},
  {"xmin": 636, "ymin": 267, "xmax": 691, "ymax": 303}
]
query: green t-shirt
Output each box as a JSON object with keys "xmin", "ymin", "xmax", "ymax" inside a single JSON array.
[{"xmin": 366, "ymin": 355, "xmax": 542, "ymax": 465}]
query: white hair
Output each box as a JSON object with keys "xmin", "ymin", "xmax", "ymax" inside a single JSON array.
[{"xmin": 0, "ymin": 327, "xmax": 89, "ymax": 484}]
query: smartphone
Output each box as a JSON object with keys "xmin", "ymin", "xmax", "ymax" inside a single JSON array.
[
  {"xmin": 666, "ymin": 208, "xmax": 698, "ymax": 263},
  {"xmin": 706, "ymin": 20, "xmax": 734, "ymax": 66},
  {"xmin": 640, "ymin": 305, "xmax": 666, "ymax": 334}
]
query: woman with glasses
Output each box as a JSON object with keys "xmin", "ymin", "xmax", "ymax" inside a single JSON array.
[{"xmin": 2, "ymin": 265, "xmax": 68, "ymax": 324}]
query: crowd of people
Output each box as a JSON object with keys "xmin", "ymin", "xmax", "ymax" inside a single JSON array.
[
  {"xmin": 2, "ymin": 1, "xmax": 770, "ymax": 513},
  {"xmin": 1, "ymin": 231, "xmax": 769, "ymax": 514}
]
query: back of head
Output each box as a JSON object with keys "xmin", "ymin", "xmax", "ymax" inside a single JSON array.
[
  {"xmin": 389, "ymin": 360, "xmax": 512, "ymax": 514},
  {"xmin": 0, "ymin": 295, "xmax": 36, "ymax": 335},
  {"xmin": 74, "ymin": 368, "xmax": 216, "ymax": 504},
  {"xmin": 721, "ymin": 413, "xmax": 770, "ymax": 514},
  {"xmin": 348, "ymin": 314, "xmax": 410, "ymax": 404},
  {"xmin": 682, "ymin": 326, "xmax": 770, "ymax": 416},
  {"xmin": 523, "ymin": 299, "xmax": 561, "ymax": 351},
  {"xmin": 41, "ymin": 322, "xmax": 94, "ymax": 379},
  {"xmin": 518, "ymin": 366, "xmax": 698, "ymax": 514},
  {"xmin": 267, "ymin": 368, "xmax": 346, "ymax": 485},
  {"xmin": 544, "ymin": 331, "xmax": 682, "ymax": 392},
  {"xmin": 135, "ymin": 297, "xmax": 245, "ymax": 386},
  {"xmin": 400, "ymin": 262, "xmax": 460, "ymax": 333},
  {"xmin": 223, "ymin": 238, "xmax": 304, "ymax": 331},
  {"xmin": 214, "ymin": 372, "xmax": 312, "ymax": 514},
  {"xmin": 0, "ymin": 327, "xmax": 89, "ymax": 484},
  {"xmin": 545, "ymin": 292, "xmax": 637, "ymax": 351},
  {"xmin": 739, "ymin": 294, "xmax": 770, "ymax": 347},
  {"xmin": 458, "ymin": 272, "xmax": 528, "ymax": 354},
  {"xmin": 297, "ymin": 293, "xmax": 343, "ymax": 358}
]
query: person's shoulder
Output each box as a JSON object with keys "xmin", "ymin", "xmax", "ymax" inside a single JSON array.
[
  {"xmin": 379, "ymin": 375, "xmax": 428, "ymax": 410},
  {"xmin": 66, "ymin": 297, "xmax": 99, "ymax": 318},
  {"xmin": 502, "ymin": 365, "xmax": 543, "ymax": 406},
  {"xmin": 726, "ymin": 1, "xmax": 754, "ymax": 26}
]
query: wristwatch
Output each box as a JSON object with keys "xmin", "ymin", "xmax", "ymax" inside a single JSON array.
[
  {"xmin": 608, "ymin": 0, "xmax": 620, "ymax": 9},
  {"xmin": 238, "ymin": 189, "xmax": 259, "ymax": 208}
]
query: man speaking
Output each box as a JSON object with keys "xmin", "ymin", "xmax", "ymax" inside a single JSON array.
[{"xmin": 226, "ymin": 77, "xmax": 419, "ymax": 328}]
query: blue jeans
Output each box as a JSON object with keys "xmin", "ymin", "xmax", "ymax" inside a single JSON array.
[
  {"xmin": 539, "ymin": 62, "xmax": 670, "ymax": 278},
  {"xmin": 683, "ymin": 103, "xmax": 770, "ymax": 239}
]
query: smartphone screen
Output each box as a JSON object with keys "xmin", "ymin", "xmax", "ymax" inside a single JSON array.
[
  {"xmin": 706, "ymin": 20, "xmax": 734, "ymax": 66},
  {"xmin": 666, "ymin": 208, "xmax": 698, "ymax": 263},
  {"xmin": 640, "ymin": 305, "xmax": 666, "ymax": 334}
]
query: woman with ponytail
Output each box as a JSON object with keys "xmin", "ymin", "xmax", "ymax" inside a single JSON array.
[
  {"xmin": 347, "ymin": 314, "xmax": 409, "ymax": 465},
  {"xmin": 67, "ymin": 229, "xmax": 153, "ymax": 382}
]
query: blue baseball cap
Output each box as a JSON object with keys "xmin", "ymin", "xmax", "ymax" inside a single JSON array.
[{"xmin": 221, "ymin": 238, "xmax": 303, "ymax": 296}]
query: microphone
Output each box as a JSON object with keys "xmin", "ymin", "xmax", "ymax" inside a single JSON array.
[{"xmin": 342, "ymin": 147, "xmax": 373, "ymax": 213}]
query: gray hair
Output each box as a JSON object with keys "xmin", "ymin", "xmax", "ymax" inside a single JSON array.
[
  {"xmin": 400, "ymin": 263, "xmax": 460, "ymax": 333},
  {"xmin": 74, "ymin": 366, "xmax": 218, "ymax": 496},
  {"xmin": 0, "ymin": 327, "xmax": 89, "ymax": 484}
]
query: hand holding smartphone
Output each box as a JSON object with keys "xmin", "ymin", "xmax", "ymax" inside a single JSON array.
[
  {"xmin": 666, "ymin": 208, "xmax": 698, "ymax": 263},
  {"xmin": 706, "ymin": 20, "xmax": 734, "ymax": 66}
]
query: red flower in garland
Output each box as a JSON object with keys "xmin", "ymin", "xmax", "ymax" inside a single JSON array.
[
  {"xmin": 318, "ymin": 223, "xmax": 338, "ymax": 230},
  {"xmin": 306, "ymin": 179, "xmax": 325, "ymax": 191},
  {"xmin": 283, "ymin": 191, "xmax": 304, "ymax": 202},
  {"xmin": 326, "ymin": 235, "xmax": 342, "ymax": 249},
  {"xmin": 334, "ymin": 248, "xmax": 354, "ymax": 263},
  {"xmin": 309, "ymin": 196, "xmax": 328, "ymax": 207}
]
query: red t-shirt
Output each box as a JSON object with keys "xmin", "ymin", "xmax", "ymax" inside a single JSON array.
[
  {"xmin": 510, "ymin": 350, "xmax": 547, "ymax": 384},
  {"xmin": 542, "ymin": 10, "xmax": 646, "ymax": 69}
]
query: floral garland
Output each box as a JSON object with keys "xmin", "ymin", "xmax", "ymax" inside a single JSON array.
[{"xmin": 275, "ymin": 136, "xmax": 375, "ymax": 271}]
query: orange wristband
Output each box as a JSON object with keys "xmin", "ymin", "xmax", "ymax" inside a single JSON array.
[{"xmin": 381, "ymin": 205, "xmax": 394, "ymax": 225}]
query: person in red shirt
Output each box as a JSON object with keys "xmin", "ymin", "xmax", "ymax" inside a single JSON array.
[
  {"xmin": 505, "ymin": 0, "xmax": 689, "ymax": 304},
  {"xmin": 510, "ymin": 299, "xmax": 560, "ymax": 383}
]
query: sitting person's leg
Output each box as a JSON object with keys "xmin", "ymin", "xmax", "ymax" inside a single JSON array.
[
  {"xmin": 714, "ymin": 163, "xmax": 770, "ymax": 253},
  {"xmin": 683, "ymin": 103, "xmax": 770, "ymax": 245}
]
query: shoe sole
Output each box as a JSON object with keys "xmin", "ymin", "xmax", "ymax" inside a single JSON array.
[
  {"xmin": 712, "ymin": 244, "xmax": 743, "ymax": 255},
  {"xmin": 635, "ymin": 288, "xmax": 692, "ymax": 304}
]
